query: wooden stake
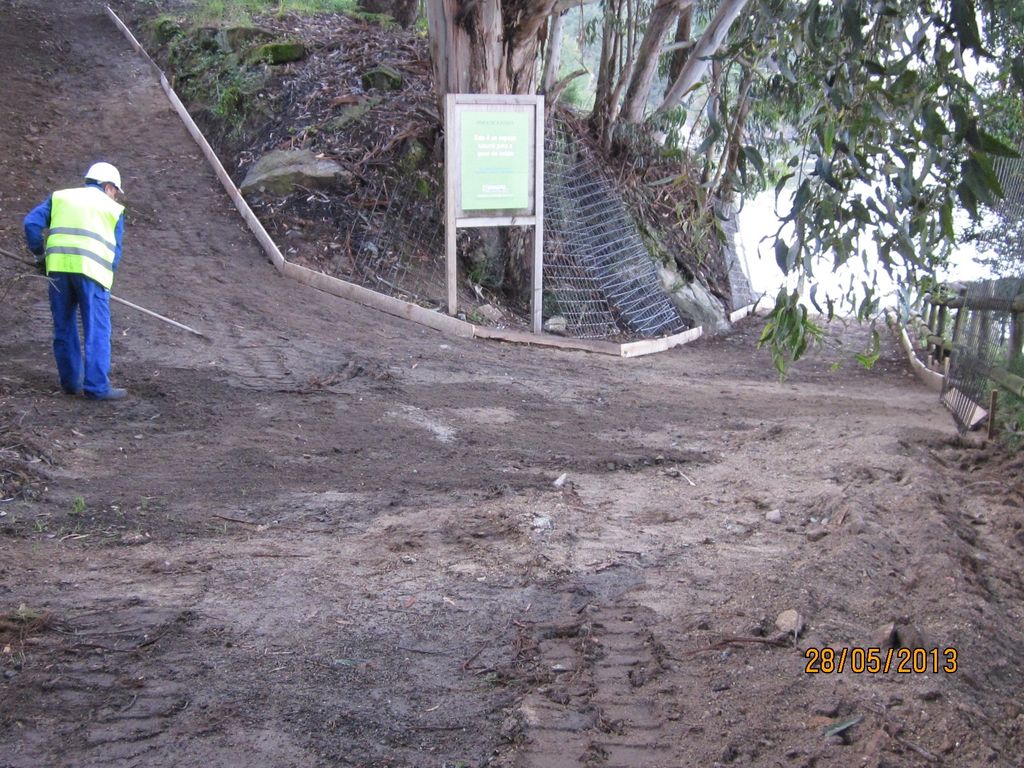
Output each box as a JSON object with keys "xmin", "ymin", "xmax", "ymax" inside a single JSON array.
[{"xmin": 988, "ymin": 389, "xmax": 999, "ymax": 441}]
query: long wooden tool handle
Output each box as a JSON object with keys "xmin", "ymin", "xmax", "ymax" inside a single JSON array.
[
  {"xmin": 109, "ymin": 294, "xmax": 206, "ymax": 338},
  {"xmin": 0, "ymin": 245, "xmax": 207, "ymax": 339}
]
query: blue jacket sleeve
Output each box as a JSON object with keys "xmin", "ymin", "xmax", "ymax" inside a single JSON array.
[
  {"xmin": 112, "ymin": 213, "xmax": 125, "ymax": 271},
  {"xmin": 23, "ymin": 197, "xmax": 52, "ymax": 257}
]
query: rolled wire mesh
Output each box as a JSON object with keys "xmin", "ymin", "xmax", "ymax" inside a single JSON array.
[
  {"xmin": 543, "ymin": 122, "xmax": 689, "ymax": 339},
  {"xmin": 944, "ymin": 278, "xmax": 1024, "ymax": 434}
]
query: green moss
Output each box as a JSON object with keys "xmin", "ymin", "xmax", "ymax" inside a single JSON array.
[
  {"xmin": 160, "ymin": 25, "xmax": 268, "ymax": 140},
  {"xmin": 344, "ymin": 9, "xmax": 398, "ymax": 28},
  {"xmin": 413, "ymin": 176, "xmax": 432, "ymax": 199},
  {"xmin": 398, "ymin": 139, "xmax": 428, "ymax": 173},
  {"xmin": 323, "ymin": 97, "xmax": 380, "ymax": 131},
  {"xmin": 149, "ymin": 15, "xmax": 183, "ymax": 45},
  {"xmin": 246, "ymin": 40, "xmax": 306, "ymax": 65},
  {"xmin": 636, "ymin": 219, "xmax": 673, "ymax": 267},
  {"xmin": 218, "ymin": 25, "xmax": 274, "ymax": 52},
  {"xmin": 361, "ymin": 64, "xmax": 402, "ymax": 91}
]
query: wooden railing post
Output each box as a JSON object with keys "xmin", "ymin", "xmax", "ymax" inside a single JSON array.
[
  {"xmin": 1011, "ymin": 309, "xmax": 1023, "ymax": 369},
  {"xmin": 926, "ymin": 297, "xmax": 939, "ymax": 365},
  {"xmin": 936, "ymin": 302, "xmax": 948, "ymax": 361},
  {"xmin": 950, "ymin": 286, "xmax": 968, "ymax": 346},
  {"xmin": 979, "ymin": 306, "xmax": 992, "ymax": 353}
]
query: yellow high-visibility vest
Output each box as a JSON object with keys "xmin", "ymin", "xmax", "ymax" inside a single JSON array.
[{"xmin": 45, "ymin": 187, "xmax": 124, "ymax": 290}]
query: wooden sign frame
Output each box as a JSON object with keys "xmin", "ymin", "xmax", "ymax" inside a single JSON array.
[{"xmin": 445, "ymin": 94, "xmax": 545, "ymax": 333}]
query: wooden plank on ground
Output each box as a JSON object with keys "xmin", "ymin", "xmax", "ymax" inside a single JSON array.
[
  {"xmin": 473, "ymin": 326, "xmax": 622, "ymax": 355},
  {"xmin": 281, "ymin": 262, "xmax": 475, "ymax": 338},
  {"xmin": 620, "ymin": 326, "xmax": 704, "ymax": 358},
  {"xmin": 729, "ymin": 303, "xmax": 756, "ymax": 323},
  {"xmin": 896, "ymin": 324, "xmax": 944, "ymax": 393}
]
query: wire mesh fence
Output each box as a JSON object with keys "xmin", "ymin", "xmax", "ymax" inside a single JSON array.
[
  {"xmin": 315, "ymin": 118, "xmax": 690, "ymax": 339},
  {"xmin": 943, "ymin": 278, "xmax": 1024, "ymax": 434},
  {"xmin": 542, "ymin": 123, "xmax": 689, "ymax": 338}
]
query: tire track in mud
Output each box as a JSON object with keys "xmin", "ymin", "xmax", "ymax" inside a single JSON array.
[
  {"xmin": 502, "ymin": 583, "xmax": 676, "ymax": 767},
  {"xmin": 1, "ymin": 568, "xmax": 208, "ymax": 768}
]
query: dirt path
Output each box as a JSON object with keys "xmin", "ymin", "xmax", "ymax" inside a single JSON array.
[{"xmin": 2, "ymin": 2, "xmax": 1024, "ymax": 766}]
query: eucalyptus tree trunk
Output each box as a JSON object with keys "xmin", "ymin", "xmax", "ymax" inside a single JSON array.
[
  {"xmin": 619, "ymin": 0, "xmax": 692, "ymax": 124},
  {"xmin": 426, "ymin": 0, "xmax": 557, "ymax": 108},
  {"xmin": 665, "ymin": 4, "xmax": 694, "ymax": 94},
  {"xmin": 655, "ymin": 0, "xmax": 750, "ymax": 117},
  {"xmin": 541, "ymin": 9, "xmax": 565, "ymax": 94}
]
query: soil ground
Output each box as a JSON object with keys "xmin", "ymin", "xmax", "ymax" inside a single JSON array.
[{"xmin": 2, "ymin": 2, "xmax": 1024, "ymax": 766}]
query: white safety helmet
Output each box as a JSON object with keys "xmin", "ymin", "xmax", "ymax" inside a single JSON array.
[{"xmin": 84, "ymin": 162, "xmax": 123, "ymax": 193}]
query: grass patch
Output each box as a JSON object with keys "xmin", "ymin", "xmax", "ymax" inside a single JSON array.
[{"xmin": 190, "ymin": 0, "xmax": 357, "ymax": 24}]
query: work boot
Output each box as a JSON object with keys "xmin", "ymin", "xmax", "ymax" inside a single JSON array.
[
  {"xmin": 85, "ymin": 387, "xmax": 127, "ymax": 401},
  {"xmin": 62, "ymin": 387, "xmax": 83, "ymax": 396}
]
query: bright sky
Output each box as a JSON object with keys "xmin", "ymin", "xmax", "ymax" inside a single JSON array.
[{"xmin": 735, "ymin": 190, "xmax": 995, "ymax": 313}]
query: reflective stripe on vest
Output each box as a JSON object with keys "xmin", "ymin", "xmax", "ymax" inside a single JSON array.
[{"xmin": 45, "ymin": 187, "xmax": 124, "ymax": 290}]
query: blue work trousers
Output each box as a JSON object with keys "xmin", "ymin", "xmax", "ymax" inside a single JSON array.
[{"xmin": 47, "ymin": 273, "xmax": 112, "ymax": 396}]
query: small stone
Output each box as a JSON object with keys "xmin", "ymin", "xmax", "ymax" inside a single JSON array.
[
  {"xmin": 552, "ymin": 472, "xmax": 568, "ymax": 488},
  {"xmin": 543, "ymin": 316, "xmax": 568, "ymax": 335},
  {"xmin": 361, "ymin": 64, "xmax": 403, "ymax": 91},
  {"xmin": 240, "ymin": 149, "xmax": 353, "ymax": 196},
  {"xmin": 894, "ymin": 621, "xmax": 926, "ymax": 650},
  {"xmin": 806, "ymin": 527, "xmax": 828, "ymax": 542},
  {"xmin": 775, "ymin": 609, "xmax": 804, "ymax": 636},
  {"xmin": 765, "ymin": 509, "xmax": 782, "ymax": 523},
  {"xmin": 532, "ymin": 516, "xmax": 552, "ymax": 530},
  {"xmin": 874, "ymin": 621, "xmax": 897, "ymax": 650},
  {"xmin": 813, "ymin": 701, "xmax": 843, "ymax": 717},
  {"xmin": 478, "ymin": 303, "xmax": 504, "ymax": 323},
  {"xmin": 247, "ymin": 40, "xmax": 306, "ymax": 65}
]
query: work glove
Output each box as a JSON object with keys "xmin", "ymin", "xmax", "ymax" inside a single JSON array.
[{"xmin": 34, "ymin": 256, "xmax": 46, "ymax": 275}]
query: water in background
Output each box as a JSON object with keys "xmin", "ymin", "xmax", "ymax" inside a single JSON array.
[{"xmin": 735, "ymin": 191, "xmax": 992, "ymax": 313}]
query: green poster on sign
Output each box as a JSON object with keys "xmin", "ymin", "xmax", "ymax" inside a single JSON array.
[{"xmin": 460, "ymin": 111, "xmax": 530, "ymax": 211}]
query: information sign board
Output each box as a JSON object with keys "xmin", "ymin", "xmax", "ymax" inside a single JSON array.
[{"xmin": 459, "ymin": 111, "xmax": 530, "ymax": 210}]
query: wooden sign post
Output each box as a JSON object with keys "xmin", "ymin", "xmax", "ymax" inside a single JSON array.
[{"xmin": 445, "ymin": 94, "xmax": 545, "ymax": 333}]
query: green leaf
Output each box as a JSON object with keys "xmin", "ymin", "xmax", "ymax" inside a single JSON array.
[
  {"xmin": 978, "ymin": 131, "xmax": 1020, "ymax": 158},
  {"xmin": 824, "ymin": 715, "xmax": 864, "ymax": 738},
  {"xmin": 855, "ymin": 329, "xmax": 881, "ymax": 368},
  {"xmin": 841, "ymin": 0, "xmax": 863, "ymax": 47},
  {"xmin": 939, "ymin": 198, "xmax": 955, "ymax": 240},
  {"xmin": 778, "ymin": 55, "xmax": 797, "ymax": 84},
  {"xmin": 809, "ymin": 283, "xmax": 823, "ymax": 314},
  {"xmin": 962, "ymin": 152, "xmax": 1004, "ymax": 203},
  {"xmin": 1012, "ymin": 60, "xmax": 1024, "ymax": 91},
  {"xmin": 695, "ymin": 121, "xmax": 724, "ymax": 156},
  {"xmin": 774, "ymin": 172, "xmax": 795, "ymax": 204},
  {"xmin": 949, "ymin": 0, "xmax": 983, "ymax": 55},
  {"xmin": 921, "ymin": 105, "xmax": 947, "ymax": 142},
  {"xmin": 784, "ymin": 179, "xmax": 811, "ymax": 222},
  {"xmin": 862, "ymin": 59, "xmax": 886, "ymax": 76},
  {"xmin": 742, "ymin": 145, "xmax": 765, "ymax": 177},
  {"xmin": 775, "ymin": 237, "xmax": 791, "ymax": 274}
]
